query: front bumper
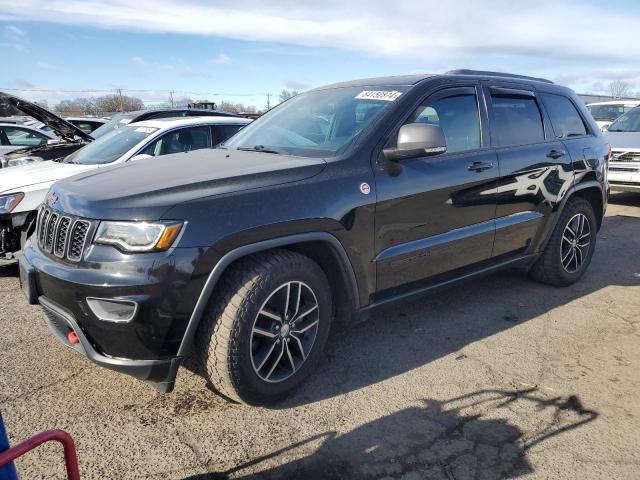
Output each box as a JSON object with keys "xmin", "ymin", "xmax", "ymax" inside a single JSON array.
[{"xmin": 19, "ymin": 239, "xmax": 210, "ymax": 392}]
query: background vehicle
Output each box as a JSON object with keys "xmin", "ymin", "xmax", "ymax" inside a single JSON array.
[
  {"xmin": 36, "ymin": 117, "xmax": 108, "ymax": 136},
  {"xmin": 605, "ymin": 106, "xmax": 640, "ymax": 192},
  {"xmin": 1, "ymin": 116, "xmax": 250, "ymax": 257},
  {"xmin": 90, "ymin": 108, "xmax": 240, "ymax": 139},
  {"xmin": 586, "ymin": 100, "xmax": 640, "ymax": 131},
  {"xmin": 0, "ymin": 123, "xmax": 58, "ymax": 155},
  {"xmin": 0, "ymin": 92, "xmax": 94, "ymax": 168},
  {"xmin": 20, "ymin": 71, "xmax": 608, "ymax": 405}
]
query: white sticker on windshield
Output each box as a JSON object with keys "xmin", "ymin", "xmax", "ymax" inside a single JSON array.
[
  {"xmin": 355, "ymin": 90, "xmax": 403, "ymax": 101},
  {"xmin": 134, "ymin": 127, "xmax": 155, "ymax": 133}
]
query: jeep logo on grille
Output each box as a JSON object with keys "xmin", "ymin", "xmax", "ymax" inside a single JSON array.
[{"xmin": 47, "ymin": 193, "xmax": 59, "ymax": 207}]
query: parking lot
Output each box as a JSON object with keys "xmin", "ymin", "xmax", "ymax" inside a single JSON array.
[{"xmin": 0, "ymin": 193, "xmax": 638, "ymax": 479}]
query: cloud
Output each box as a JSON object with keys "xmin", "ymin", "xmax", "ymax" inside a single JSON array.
[
  {"xmin": 3, "ymin": 1, "xmax": 640, "ymax": 94},
  {"xmin": 0, "ymin": 24, "xmax": 27, "ymax": 50},
  {"xmin": 211, "ymin": 53, "xmax": 231, "ymax": 64},
  {"xmin": 285, "ymin": 79, "xmax": 310, "ymax": 91},
  {"xmin": 131, "ymin": 56, "xmax": 212, "ymax": 78},
  {"xmin": 36, "ymin": 61, "xmax": 56, "ymax": 70}
]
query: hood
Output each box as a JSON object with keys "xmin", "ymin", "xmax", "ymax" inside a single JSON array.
[
  {"xmin": 0, "ymin": 160, "xmax": 97, "ymax": 193},
  {"xmin": 604, "ymin": 131, "xmax": 640, "ymax": 150},
  {"xmin": 50, "ymin": 149, "xmax": 326, "ymax": 220},
  {"xmin": 1, "ymin": 142, "xmax": 87, "ymax": 164},
  {"xmin": 0, "ymin": 92, "xmax": 93, "ymax": 142}
]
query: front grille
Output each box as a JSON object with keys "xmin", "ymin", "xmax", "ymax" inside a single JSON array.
[
  {"xmin": 609, "ymin": 167, "xmax": 639, "ymax": 173},
  {"xmin": 611, "ymin": 151, "xmax": 640, "ymax": 163},
  {"xmin": 36, "ymin": 206, "xmax": 93, "ymax": 262}
]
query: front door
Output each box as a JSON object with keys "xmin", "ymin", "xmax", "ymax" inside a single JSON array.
[{"xmin": 374, "ymin": 86, "xmax": 499, "ymax": 292}]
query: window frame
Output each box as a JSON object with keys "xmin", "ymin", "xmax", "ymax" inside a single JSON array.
[
  {"xmin": 382, "ymin": 85, "xmax": 489, "ymax": 159},
  {"xmin": 484, "ymin": 85, "xmax": 552, "ymax": 148}
]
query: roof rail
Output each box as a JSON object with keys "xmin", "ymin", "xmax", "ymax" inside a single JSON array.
[{"xmin": 446, "ymin": 69, "xmax": 554, "ymax": 84}]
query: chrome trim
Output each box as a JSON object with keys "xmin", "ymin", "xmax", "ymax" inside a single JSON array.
[{"xmin": 85, "ymin": 297, "xmax": 139, "ymax": 323}]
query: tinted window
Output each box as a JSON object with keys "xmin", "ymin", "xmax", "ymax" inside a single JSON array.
[
  {"xmin": 541, "ymin": 94, "xmax": 587, "ymax": 138},
  {"xmin": 410, "ymin": 94, "xmax": 481, "ymax": 153},
  {"xmin": 491, "ymin": 95, "xmax": 544, "ymax": 146},
  {"xmin": 587, "ymin": 104, "xmax": 636, "ymax": 122},
  {"xmin": 2, "ymin": 126, "xmax": 49, "ymax": 146},
  {"xmin": 212, "ymin": 124, "xmax": 244, "ymax": 145},
  {"xmin": 141, "ymin": 125, "xmax": 211, "ymax": 156}
]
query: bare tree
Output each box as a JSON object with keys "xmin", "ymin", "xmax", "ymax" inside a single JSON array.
[
  {"xmin": 93, "ymin": 94, "xmax": 144, "ymax": 113},
  {"xmin": 278, "ymin": 89, "xmax": 298, "ymax": 103},
  {"xmin": 607, "ymin": 80, "xmax": 631, "ymax": 98}
]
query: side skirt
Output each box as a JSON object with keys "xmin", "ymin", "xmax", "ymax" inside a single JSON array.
[{"xmin": 361, "ymin": 253, "xmax": 540, "ymax": 313}]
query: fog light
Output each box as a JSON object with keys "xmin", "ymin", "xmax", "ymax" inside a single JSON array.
[{"xmin": 86, "ymin": 297, "xmax": 138, "ymax": 323}]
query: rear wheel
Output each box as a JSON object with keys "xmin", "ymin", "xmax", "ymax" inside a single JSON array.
[
  {"xmin": 195, "ymin": 249, "xmax": 332, "ymax": 405},
  {"xmin": 529, "ymin": 197, "xmax": 597, "ymax": 286}
]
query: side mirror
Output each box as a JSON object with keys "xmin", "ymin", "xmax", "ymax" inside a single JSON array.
[
  {"xmin": 130, "ymin": 153, "xmax": 153, "ymax": 161},
  {"xmin": 601, "ymin": 124, "xmax": 610, "ymax": 132},
  {"xmin": 383, "ymin": 124, "xmax": 446, "ymax": 161},
  {"xmin": 46, "ymin": 139, "xmax": 61, "ymax": 145}
]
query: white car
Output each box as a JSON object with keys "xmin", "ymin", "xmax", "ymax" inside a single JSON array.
[
  {"xmin": 0, "ymin": 116, "xmax": 250, "ymax": 257},
  {"xmin": 0, "ymin": 123, "xmax": 58, "ymax": 155},
  {"xmin": 586, "ymin": 100, "xmax": 640, "ymax": 131},
  {"xmin": 605, "ymin": 106, "xmax": 640, "ymax": 193}
]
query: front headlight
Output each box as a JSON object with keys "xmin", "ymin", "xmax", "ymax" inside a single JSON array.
[
  {"xmin": 94, "ymin": 221, "xmax": 183, "ymax": 252},
  {"xmin": 0, "ymin": 192, "xmax": 25, "ymax": 214},
  {"xmin": 7, "ymin": 156, "xmax": 44, "ymax": 167}
]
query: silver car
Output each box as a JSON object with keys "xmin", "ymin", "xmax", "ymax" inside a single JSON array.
[
  {"xmin": 0, "ymin": 123, "xmax": 58, "ymax": 155},
  {"xmin": 605, "ymin": 106, "xmax": 640, "ymax": 193}
]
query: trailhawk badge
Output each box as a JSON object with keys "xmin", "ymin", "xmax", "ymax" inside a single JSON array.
[{"xmin": 360, "ymin": 182, "xmax": 371, "ymax": 195}]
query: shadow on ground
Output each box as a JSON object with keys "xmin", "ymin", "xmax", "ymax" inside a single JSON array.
[{"xmin": 184, "ymin": 388, "xmax": 597, "ymax": 479}]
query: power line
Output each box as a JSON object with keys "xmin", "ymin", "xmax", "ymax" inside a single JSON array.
[{"xmin": 0, "ymin": 87, "xmax": 269, "ymax": 97}]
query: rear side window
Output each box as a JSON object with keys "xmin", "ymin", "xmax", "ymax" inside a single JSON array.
[
  {"xmin": 410, "ymin": 94, "xmax": 481, "ymax": 153},
  {"xmin": 540, "ymin": 93, "xmax": 587, "ymax": 138},
  {"xmin": 490, "ymin": 94, "xmax": 544, "ymax": 147},
  {"xmin": 212, "ymin": 124, "xmax": 244, "ymax": 145}
]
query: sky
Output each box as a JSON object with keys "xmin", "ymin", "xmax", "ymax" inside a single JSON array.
[{"xmin": 1, "ymin": 0, "xmax": 639, "ymax": 110}]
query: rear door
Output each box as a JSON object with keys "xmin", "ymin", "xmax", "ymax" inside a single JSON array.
[
  {"xmin": 485, "ymin": 86, "xmax": 570, "ymax": 258},
  {"xmin": 374, "ymin": 85, "xmax": 499, "ymax": 292}
]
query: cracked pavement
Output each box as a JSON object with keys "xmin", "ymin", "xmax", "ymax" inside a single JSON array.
[{"xmin": 1, "ymin": 193, "xmax": 639, "ymax": 479}]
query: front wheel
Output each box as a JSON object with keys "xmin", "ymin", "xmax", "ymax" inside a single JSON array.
[
  {"xmin": 195, "ymin": 249, "xmax": 332, "ymax": 405},
  {"xmin": 529, "ymin": 197, "xmax": 597, "ymax": 287}
]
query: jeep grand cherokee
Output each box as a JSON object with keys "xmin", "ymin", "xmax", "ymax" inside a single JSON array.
[{"xmin": 20, "ymin": 70, "xmax": 609, "ymax": 405}]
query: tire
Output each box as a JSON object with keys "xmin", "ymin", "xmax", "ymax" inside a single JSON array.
[
  {"xmin": 529, "ymin": 197, "xmax": 597, "ymax": 287},
  {"xmin": 194, "ymin": 249, "xmax": 332, "ymax": 405}
]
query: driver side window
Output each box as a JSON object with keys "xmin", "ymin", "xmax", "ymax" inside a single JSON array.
[
  {"xmin": 2, "ymin": 126, "xmax": 49, "ymax": 147},
  {"xmin": 409, "ymin": 94, "xmax": 481, "ymax": 153}
]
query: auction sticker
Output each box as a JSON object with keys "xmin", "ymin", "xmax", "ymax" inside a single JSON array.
[{"xmin": 355, "ymin": 90, "xmax": 403, "ymax": 101}]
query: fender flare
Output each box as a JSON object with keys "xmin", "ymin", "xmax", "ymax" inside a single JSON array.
[
  {"xmin": 176, "ymin": 232, "xmax": 359, "ymax": 357},
  {"xmin": 539, "ymin": 180, "xmax": 605, "ymax": 252}
]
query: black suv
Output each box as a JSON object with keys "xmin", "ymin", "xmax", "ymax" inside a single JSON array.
[{"xmin": 20, "ymin": 70, "xmax": 609, "ymax": 405}]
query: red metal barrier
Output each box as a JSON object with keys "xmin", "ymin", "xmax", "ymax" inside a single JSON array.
[{"xmin": 0, "ymin": 429, "xmax": 80, "ymax": 480}]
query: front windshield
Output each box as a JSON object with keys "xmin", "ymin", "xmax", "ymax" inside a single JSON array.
[
  {"xmin": 223, "ymin": 86, "xmax": 409, "ymax": 158},
  {"xmin": 587, "ymin": 104, "xmax": 633, "ymax": 122},
  {"xmin": 64, "ymin": 125, "xmax": 158, "ymax": 165},
  {"xmin": 608, "ymin": 108, "xmax": 640, "ymax": 132},
  {"xmin": 90, "ymin": 113, "xmax": 135, "ymax": 139}
]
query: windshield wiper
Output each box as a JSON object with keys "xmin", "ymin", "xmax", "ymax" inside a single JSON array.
[
  {"xmin": 607, "ymin": 129, "xmax": 623, "ymax": 132},
  {"xmin": 237, "ymin": 145, "xmax": 282, "ymax": 155}
]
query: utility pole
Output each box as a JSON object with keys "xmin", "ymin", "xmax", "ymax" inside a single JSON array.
[
  {"xmin": 266, "ymin": 93, "xmax": 271, "ymax": 111},
  {"xmin": 169, "ymin": 90, "xmax": 175, "ymax": 108},
  {"xmin": 116, "ymin": 88, "xmax": 124, "ymax": 112}
]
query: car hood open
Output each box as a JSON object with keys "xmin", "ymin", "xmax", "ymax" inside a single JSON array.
[
  {"xmin": 50, "ymin": 149, "xmax": 327, "ymax": 220},
  {"xmin": 0, "ymin": 92, "xmax": 93, "ymax": 142}
]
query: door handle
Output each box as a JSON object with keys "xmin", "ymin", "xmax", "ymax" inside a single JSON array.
[
  {"xmin": 467, "ymin": 161, "xmax": 494, "ymax": 172},
  {"xmin": 547, "ymin": 149, "xmax": 566, "ymax": 159}
]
